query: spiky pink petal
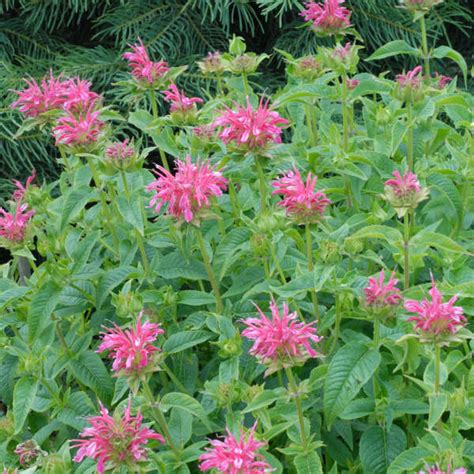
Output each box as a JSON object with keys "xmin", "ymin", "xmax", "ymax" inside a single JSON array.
[
  {"xmin": 12, "ymin": 171, "xmax": 36, "ymax": 203},
  {"xmin": 396, "ymin": 66, "xmax": 423, "ymax": 88},
  {"xmin": 385, "ymin": 170, "xmax": 421, "ymax": 197},
  {"xmin": 364, "ymin": 270, "xmax": 402, "ymax": 307},
  {"xmin": 72, "ymin": 401, "xmax": 164, "ymax": 473},
  {"xmin": 146, "ymin": 156, "xmax": 227, "ymax": 223},
  {"xmin": 163, "ymin": 84, "xmax": 203, "ymax": 113},
  {"xmin": 0, "ymin": 204, "xmax": 34, "ymax": 242},
  {"xmin": 301, "ymin": 0, "xmax": 351, "ymax": 34},
  {"xmin": 199, "ymin": 424, "xmax": 271, "ymax": 474},
  {"xmin": 105, "ymin": 139, "xmax": 135, "ymax": 160},
  {"xmin": 272, "ymin": 166, "xmax": 330, "ymax": 223},
  {"xmin": 62, "ymin": 78, "xmax": 100, "ymax": 111}
]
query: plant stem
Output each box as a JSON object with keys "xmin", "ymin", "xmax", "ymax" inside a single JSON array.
[
  {"xmin": 149, "ymin": 89, "xmax": 158, "ymax": 118},
  {"xmin": 403, "ymin": 212, "xmax": 410, "ymax": 290},
  {"xmin": 161, "ymin": 362, "xmax": 191, "ymax": 395},
  {"xmin": 330, "ymin": 294, "xmax": 341, "ymax": 354},
  {"xmin": 141, "ymin": 380, "xmax": 178, "ymax": 452},
  {"xmin": 305, "ymin": 103, "xmax": 317, "ymax": 147},
  {"xmin": 419, "ymin": 14, "xmax": 430, "ymax": 78},
  {"xmin": 434, "ymin": 344, "xmax": 441, "ymax": 394},
  {"xmin": 373, "ymin": 318, "xmax": 380, "ymax": 398},
  {"xmin": 406, "ymin": 103, "xmax": 414, "ymax": 171},
  {"xmin": 305, "ymin": 223, "xmax": 320, "ymax": 322},
  {"xmin": 120, "ymin": 170, "xmax": 131, "ymax": 200},
  {"xmin": 137, "ymin": 232, "xmax": 150, "ymax": 275},
  {"xmin": 17, "ymin": 256, "xmax": 31, "ymax": 286},
  {"xmin": 270, "ymin": 242, "xmax": 286, "ymax": 284},
  {"xmin": 242, "ymin": 72, "xmax": 250, "ymax": 97},
  {"xmin": 255, "ymin": 158, "xmax": 268, "ymax": 214},
  {"xmin": 196, "ymin": 227, "xmax": 223, "ymax": 313},
  {"xmin": 341, "ymin": 72, "xmax": 349, "ymax": 151},
  {"xmin": 159, "ymin": 148, "xmax": 170, "ymax": 172},
  {"xmin": 285, "ymin": 367, "xmax": 308, "ymax": 451}
]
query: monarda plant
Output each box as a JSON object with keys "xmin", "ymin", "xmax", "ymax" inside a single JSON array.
[{"xmin": 1, "ymin": 1, "xmax": 473, "ymax": 473}]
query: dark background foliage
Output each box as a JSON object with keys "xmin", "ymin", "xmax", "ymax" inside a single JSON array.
[{"xmin": 1, "ymin": 0, "xmax": 472, "ymax": 196}]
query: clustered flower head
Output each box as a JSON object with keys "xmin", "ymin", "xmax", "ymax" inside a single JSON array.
[
  {"xmin": 399, "ymin": 0, "xmax": 444, "ymax": 12},
  {"xmin": 272, "ymin": 166, "xmax": 330, "ymax": 224},
  {"xmin": 97, "ymin": 314, "xmax": 164, "ymax": 376},
  {"xmin": 52, "ymin": 105, "xmax": 104, "ymax": 146},
  {"xmin": 123, "ymin": 38, "xmax": 169, "ymax": 85},
  {"xmin": 383, "ymin": 170, "xmax": 429, "ymax": 217},
  {"xmin": 290, "ymin": 55, "xmax": 324, "ymax": 81},
  {"xmin": 405, "ymin": 278, "xmax": 466, "ymax": 340},
  {"xmin": 397, "ymin": 66, "xmax": 423, "ymax": 88},
  {"xmin": 301, "ymin": 0, "xmax": 352, "ymax": 36},
  {"xmin": 434, "ymin": 73, "xmax": 452, "ymax": 89},
  {"xmin": 212, "ymin": 98, "xmax": 288, "ymax": 151},
  {"xmin": 147, "ymin": 156, "xmax": 227, "ymax": 224},
  {"xmin": 418, "ymin": 465, "xmax": 467, "ymax": 474},
  {"xmin": 364, "ymin": 269, "xmax": 402, "ymax": 308},
  {"xmin": 346, "ymin": 77, "xmax": 360, "ymax": 90},
  {"xmin": 105, "ymin": 139, "xmax": 135, "ymax": 161},
  {"xmin": 163, "ymin": 84, "xmax": 203, "ymax": 114},
  {"xmin": 242, "ymin": 300, "xmax": 322, "ymax": 374},
  {"xmin": 11, "ymin": 72, "xmax": 100, "ymax": 118},
  {"xmin": 72, "ymin": 401, "xmax": 164, "ymax": 473},
  {"xmin": 198, "ymin": 51, "xmax": 225, "ymax": 75},
  {"xmin": 14, "ymin": 440, "xmax": 46, "ymax": 466},
  {"xmin": 0, "ymin": 204, "xmax": 35, "ymax": 244},
  {"xmin": 199, "ymin": 424, "xmax": 271, "ymax": 473}
]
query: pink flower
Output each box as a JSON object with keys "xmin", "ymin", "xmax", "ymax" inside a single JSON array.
[
  {"xmin": 333, "ymin": 42, "xmax": 352, "ymax": 59},
  {"xmin": 198, "ymin": 51, "xmax": 225, "ymax": 74},
  {"xmin": 396, "ymin": 66, "xmax": 423, "ymax": 88},
  {"xmin": 123, "ymin": 38, "xmax": 169, "ymax": 84},
  {"xmin": 434, "ymin": 73, "xmax": 452, "ymax": 89},
  {"xmin": 405, "ymin": 278, "xmax": 466, "ymax": 336},
  {"xmin": 212, "ymin": 98, "xmax": 288, "ymax": 150},
  {"xmin": 14, "ymin": 440, "xmax": 45, "ymax": 466},
  {"xmin": 63, "ymin": 78, "xmax": 100, "ymax": 111},
  {"xmin": 385, "ymin": 170, "xmax": 421, "ymax": 196},
  {"xmin": 418, "ymin": 465, "xmax": 467, "ymax": 474},
  {"xmin": 11, "ymin": 71, "xmax": 68, "ymax": 117},
  {"xmin": 199, "ymin": 424, "xmax": 271, "ymax": 474},
  {"xmin": 97, "ymin": 315, "xmax": 163, "ymax": 375},
  {"xmin": 12, "ymin": 171, "xmax": 36, "ymax": 202},
  {"xmin": 241, "ymin": 300, "xmax": 321, "ymax": 371},
  {"xmin": 272, "ymin": 166, "xmax": 330, "ymax": 223},
  {"xmin": 53, "ymin": 105, "xmax": 104, "ymax": 146},
  {"xmin": 346, "ymin": 78, "xmax": 360, "ymax": 90},
  {"xmin": 105, "ymin": 139, "xmax": 135, "ymax": 160},
  {"xmin": 72, "ymin": 401, "xmax": 164, "ymax": 473},
  {"xmin": 193, "ymin": 124, "xmax": 215, "ymax": 140},
  {"xmin": 0, "ymin": 204, "xmax": 34, "ymax": 243},
  {"xmin": 146, "ymin": 156, "xmax": 227, "ymax": 223},
  {"xmin": 162, "ymin": 84, "xmax": 203, "ymax": 113},
  {"xmin": 364, "ymin": 270, "xmax": 402, "ymax": 307},
  {"xmin": 301, "ymin": 0, "xmax": 351, "ymax": 35}
]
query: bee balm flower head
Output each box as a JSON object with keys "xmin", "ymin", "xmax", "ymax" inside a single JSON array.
[
  {"xmin": 242, "ymin": 300, "xmax": 322, "ymax": 375},
  {"xmin": 163, "ymin": 84, "xmax": 203, "ymax": 123},
  {"xmin": 199, "ymin": 424, "xmax": 271, "ymax": 473},
  {"xmin": 405, "ymin": 278, "xmax": 466, "ymax": 342},
  {"xmin": 212, "ymin": 98, "xmax": 288, "ymax": 151},
  {"xmin": 301, "ymin": 0, "xmax": 351, "ymax": 36},
  {"xmin": 97, "ymin": 314, "xmax": 164, "ymax": 377},
  {"xmin": 72, "ymin": 401, "xmax": 164, "ymax": 474},
  {"xmin": 62, "ymin": 77, "xmax": 100, "ymax": 112},
  {"xmin": 272, "ymin": 166, "xmax": 330, "ymax": 224},
  {"xmin": 364, "ymin": 270, "xmax": 402, "ymax": 309},
  {"xmin": 0, "ymin": 204, "xmax": 34, "ymax": 244},
  {"xmin": 418, "ymin": 465, "xmax": 467, "ymax": 474},
  {"xmin": 146, "ymin": 156, "xmax": 227, "ymax": 224},
  {"xmin": 383, "ymin": 170, "xmax": 429, "ymax": 217},
  {"xmin": 123, "ymin": 38, "xmax": 169, "ymax": 85},
  {"xmin": 12, "ymin": 171, "xmax": 36, "ymax": 203}
]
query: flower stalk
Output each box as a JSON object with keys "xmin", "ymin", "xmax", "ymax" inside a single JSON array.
[
  {"xmin": 403, "ymin": 212, "xmax": 410, "ymax": 290},
  {"xmin": 419, "ymin": 14, "xmax": 430, "ymax": 78},
  {"xmin": 285, "ymin": 367, "xmax": 308, "ymax": 452},
  {"xmin": 305, "ymin": 223, "xmax": 320, "ymax": 322}
]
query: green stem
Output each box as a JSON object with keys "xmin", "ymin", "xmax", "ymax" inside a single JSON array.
[
  {"xmin": 285, "ymin": 367, "xmax": 308, "ymax": 451},
  {"xmin": 196, "ymin": 227, "xmax": 224, "ymax": 313},
  {"xmin": 407, "ymin": 103, "xmax": 414, "ymax": 171},
  {"xmin": 137, "ymin": 232, "xmax": 150, "ymax": 275},
  {"xmin": 270, "ymin": 242, "xmax": 286, "ymax": 284},
  {"xmin": 149, "ymin": 89, "xmax": 158, "ymax": 118},
  {"xmin": 330, "ymin": 294, "xmax": 341, "ymax": 354},
  {"xmin": 141, "ymin": 380, "xmax": 178, "ymax": 452},
  {"xmin": 242, "ymin": 72, "xmax": 250, "ymax": 97},
  {"xmin": 404, "ymin": 212, "xmax": 410, "ymax": 290},
  {"xmin": 305, "ymin": 224, "xmax": 320, "ymax": 322},
  {"xmin": 161, "ymin": 362, "xmax": 190, "ymax": 395},
  {"xmin": 434, "ymin": 344, "xmax": 441, "ymax": 394},
  {"xmin": 159, "ymin": 148, "xmax": 170, "ymax": 172},
  {"xmin": 305, "ymin": 103, "xmax": 317, "ymax": 147},
  {"xmin": 373, "ymin": 318, "xmax": 380, "ymax": 398},
  {"xmin": 419, "ymin": 15, "xmax": 430, "ymax": 78},
  {"xmin": 341, "ymin": 73, "xmax": 349, "ymax": 151},
  {"xmin": 228, "ymin": 181, "xmax": 241, "ymax": 222},
  {"xmin": 216, "ymin": 74, "xmax": 224, "ymax": 95},
  {"xmin": 120, "ymin": 170, "xmax": 131, "ymax": 200},
  {"xmin": 255, "ymin": 158, "xmax": 268, "ymax": 214}
]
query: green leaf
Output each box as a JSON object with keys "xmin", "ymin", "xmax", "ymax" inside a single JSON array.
[
  {"xmin": 346, "ymin": 225, "xmax": 403, "ymax": 248},
  {"xmin": 340, "ymin": 398, "xmax": 375, "ymax": 420},
  {"xmin": 13, "ymin": 376, "xmax": 38, "ymax": 434},
  {"xmin": 59, "ymin": 186, "xmax": 95, "ymax": 231},
  {"xmin": 163, "ymin": 330, "xmax": 213, "ymax": 354},
  {"xmin": 161, "ymin": 392, "xmax": 210, "ymax": 429},
  {"xmin": 294, "ymin": 452, "xmax": 323, "ymax": 474},
  {"xmin": 116, "ymin": 196, "xmax": 144, "ymax": 235},
  {"xmin": 178, "ymin": 291, "xmax": 215, "ymax": 306},
  {"xmin": 431, "ymin": 46, "xmax": 468, "ymax": 84},
  {"xmin": 96, "ymin": 266, "xmax": 135, "ymax": 308},
  {"xmin": 69, "ymin": 351, "xmax": 114, "ymax": 403},
  {"xmin": 360, "ymin": 425, "xmax": 407, "ymax": 474},
  {"xmin": 428, "ymin": 393, "xmax": 447, "ymax": 429},
  {"xmin": 410, "ymin": 230, "xmax": 467, "ymax": 254},
  {"xmin": 324, "ymin": 342, "xmax": 381, "ymax": 428},
  {"xmin": 367, "ymin": 40, "xmax": 420, "ymax": 61},
  {"xmin": 388, "ymin": 447, "xmax": 431, "ymax": 474},
  {"xmin": 169, "ymin": 408, "xmax": 193, "ymax": 447},
  {"xmin": 242, "ymin": 388, "xmax": 286, "ymax": 414},
  {"xmin": 28, "ymin": 281, "xmax": 61, "ymax": 343}
]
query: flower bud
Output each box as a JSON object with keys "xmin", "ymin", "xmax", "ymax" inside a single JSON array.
[
  {"xmin": 15, "ymin": 440, "xmax": 47, "ymax": 466},
  {"xmin": 395, "ymin": 66, "xmax": 425, "ymax": 103},
  {"xmin": 217, "ymin": 333, "xmax": 243, "ymax": 358},
  {"xmin": 288, "ymin": 56, "xmax": 325, "ymax": 81},
  {"xmin": 229, "ymin": 35, "xmax": 247, "ymax": 56},
  {"xmin": 319, "ymin": 239, "xmax": 341, "ymax": 263},
  {"xmin": 321, "ymin": 42, "xmax": 360, "ymax": 74},
  {"xmin": 197, "ymin": 51, "xmax": 225, "ymax": 75},
  {"xmin": 399, "ymin": 0, "xmax": 443, "ymax": 12}
]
